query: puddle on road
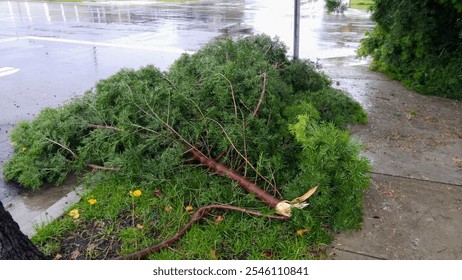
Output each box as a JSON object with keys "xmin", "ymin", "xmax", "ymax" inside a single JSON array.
[
  {"xmin": 0, "ymin": 0, "xmax": 374, "ymax": 230},
  {"xmin": 4, "ymin": 176, "xmax": 78, "ymax": 223}
]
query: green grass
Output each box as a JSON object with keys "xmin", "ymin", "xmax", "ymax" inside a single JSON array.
[
  {"xmin": 32, "ymin": 176, "xmax": 334, "ymax": 260},
  {"xmin": 349, "ymin": 0, "xmax": 374, "ymax": 10}
]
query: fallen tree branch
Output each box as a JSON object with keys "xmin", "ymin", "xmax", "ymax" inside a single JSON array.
[
  {"xmin": 88, "ymin": 119, "xmax": 316, "ymax": 216},
  {"xmin": 207, "ymin": 117, "xmax": 277, "ymax": 191},
  {"xmin": 88, "ymin": 116, "xmax": 316, "ymax": 216},
  {"xmin": 45, "ymin": 138, "xmax": 78, "ymax": 159},
  {"xmin": 188, "ymin": 145, "xmax": 318, "ymax": 217},
  {"xmin": 45, "ymin": 137, "xmax": 120, "ymax": 172},
  {"xmin": 115, "ymin": 204, "xmax": 287, "ymax": 260},
  {"xmin": 189, "ymin": 147, "xmax": 281, "ymax": 209}
]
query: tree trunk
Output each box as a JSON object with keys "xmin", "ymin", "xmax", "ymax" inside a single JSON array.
[{"xmin": 0, "ymin": 201, "xmax": 47, "ymax": 260}]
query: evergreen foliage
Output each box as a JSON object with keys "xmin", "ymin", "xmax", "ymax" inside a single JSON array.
[
  {"xmin": 359, "ymin": 0, "xmax": 462, "ymax": 100},
  {"xmin": 325, "ymin": 0, "xmax": 348, "ymax": 13},
  {"xmin": 4, "ymin": 35, "xmax": 370, "ymax": 258}
]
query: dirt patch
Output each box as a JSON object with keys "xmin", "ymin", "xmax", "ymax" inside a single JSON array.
[{"xmin": 50, "ymin": 211, "xmax": 144, "ymax": 260}]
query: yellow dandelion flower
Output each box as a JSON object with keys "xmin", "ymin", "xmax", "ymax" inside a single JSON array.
[
  {"xmin": 129, "ymin": 189, "xmax": 142, "ymax": 197},
  {"xmin": 214, "ymin": 215, "xmax": 224, "ymax": 224},
  {"xmin": 21, "ymin": 147, "xmax": 27, "ymax": 152},
  {"xmin": 164, "ymin": 205, "xmax": 172, "ymax": 213},
  {"xmin": 296, "ymin": 229, "xmax": 309, "ymax": 236},
  {"xmin": 185, "ymin": 205, "xmax": 194, "ymax": 213},
  {"xmin": 87, "ymin": 198, "xmax": 97, "ymax": 205},
  {"xmin": 68, "ymin": 209, "xmax": 80, "ymax": 219}
]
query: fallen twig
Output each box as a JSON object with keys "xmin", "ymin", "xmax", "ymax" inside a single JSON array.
[
  {"xmin": 85, "ymin": 163, "xmax": 120, "ymax": 171},
  {"xmin": 88, "ymin": 124, "xmax": 150, "ymax": 138},
  {"xmin": 207, "ymin": 118, "xmax": 277, "ymax": 190},
  {"xmin": 115, "ymin": 204, "xmax": 287, "ymax": 260},
  {"xmin": 45, "ymin": 137, "xmax": 120, "ymax": 171},
  {"xmin": 253, "ymin": 72, "xmax": 267, "ymax": 117},
  {"xmin": 87, "ymin": 124, "xmax": 123, "ymax": 132},
  {"xmin": 45, "ymin": 138, "xmax": 78, "ymax": 159},
  {"xmin": 219, "ymin": 73, "xmax": 238, "ymax": 121}
]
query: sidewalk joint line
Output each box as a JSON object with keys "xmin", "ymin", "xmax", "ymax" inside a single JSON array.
[
  {"xmin": 333, "ymin": 247, "xmax": 386, "ymax": 260},
  {"xmin": 370, "ymin": 172, "xmax": 462, "ymax": 188}
]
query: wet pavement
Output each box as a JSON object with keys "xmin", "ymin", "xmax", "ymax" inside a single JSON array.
[
  {"xmin": 325, "ymin": 63, "xmax": 462, "ymax": 259},
  {"xmin": 1, "ymin": 0, "xmax": 461, "ymax": 259}
]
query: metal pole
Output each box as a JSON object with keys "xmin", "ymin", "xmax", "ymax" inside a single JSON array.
[{"xmin": 293, "ymin": 0, "xmax": 300, "ymax": 60}]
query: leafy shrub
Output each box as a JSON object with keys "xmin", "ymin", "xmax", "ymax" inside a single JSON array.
[
  {"xmin": 359, "ymin": 0, "xmax": 462, "ymax": 100},
  {"xmin": 288, "ymin": 113, "xmax": 370, "ymax": 231}
]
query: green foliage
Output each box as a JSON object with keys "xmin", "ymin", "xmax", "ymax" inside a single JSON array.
[
  {"xmin": 359, "ymin": 0, "xmax": 462, "ymax": 100},
  {"xmin": 5, "ymin": 35, "xmax": 370, "ymax": 259},
  {"xmin": 303, "ymin": 88, "xmax": 368, "ymax": 129},
  {"xmin": 3, "ymin": 105, "xmax": 88, "ymax": 189},
  {"xmin": 325, "ymin": 0, "xmax": 348, "ymax": 13},
  {"xmin": 288, "ymin": 114, "xmax": 370, "ymax": 231}
]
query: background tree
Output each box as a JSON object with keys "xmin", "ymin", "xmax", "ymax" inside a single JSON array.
[{"xmin": 359, "ymin": 0, "xmax": 462, "ymax": 100}]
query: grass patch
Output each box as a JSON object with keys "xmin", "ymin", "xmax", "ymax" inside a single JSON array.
[
  {"xmin": 7, "ymin": 35, "xmax": 370, "ymax": 259},
  {"xmin": 349, "ymin": 0, "xmax": 374, "ymax": 10},
  {"xmin": 33, "ymin": 177, "xmax": 336, "ymax": 260}
]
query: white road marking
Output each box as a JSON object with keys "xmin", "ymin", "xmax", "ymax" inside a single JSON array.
[
  {"xmin": 0, "ymin": 35, "xmax": 193, "ymax": 54},
  {"xmin": 0, "ymin": 67, "xmax": 20, "ymax": 77},
  {"xmin": 0, "ymin": 37, "xmax": 20, "ymax": 43}
]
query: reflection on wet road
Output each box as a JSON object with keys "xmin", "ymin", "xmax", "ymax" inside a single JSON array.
[{"xmin": 0, "ymin": 0, "xmax": 373, "ymax": 234}]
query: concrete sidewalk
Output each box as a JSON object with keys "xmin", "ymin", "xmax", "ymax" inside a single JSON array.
[{"xmin": 323, "ymin": 64, "xmax": 462, "ymax": 260}]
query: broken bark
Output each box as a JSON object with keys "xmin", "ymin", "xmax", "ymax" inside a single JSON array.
[{"xmin": 189, "ymin": 147, "xmax": 281, "ymax": 209}]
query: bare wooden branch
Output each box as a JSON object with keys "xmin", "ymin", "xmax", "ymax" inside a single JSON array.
[
  {"xmin": 189, "ymin": 148, "xmax": 281, "ymax": 209},
  {"xmin": 44, "ymin": 138, "xmax": 78, "ymax": 159},
  {"xmin": 253, "ymin": 72, "xmax": 267, "ymax": 117},
  {"xmin": 85, "ymin": 163, "xmax": 120, "ymax": 171},
  {"xmin": 219, "ymin": 73, "xmax": 238, "ymax": 120},
  {"xmin": 207, "ymin": 118, "xmax": 277, "ymax": 190},
  {"xmin": 45, "ymin": 137, "xmax": 120, "ymax": 172},
  {"xmin": 115, "ymin": 204, "xmax": 287, "ymax": 260},
  {"xmin": 87, "ymin": 124, "xmax": 123, "ymax": 132}
]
